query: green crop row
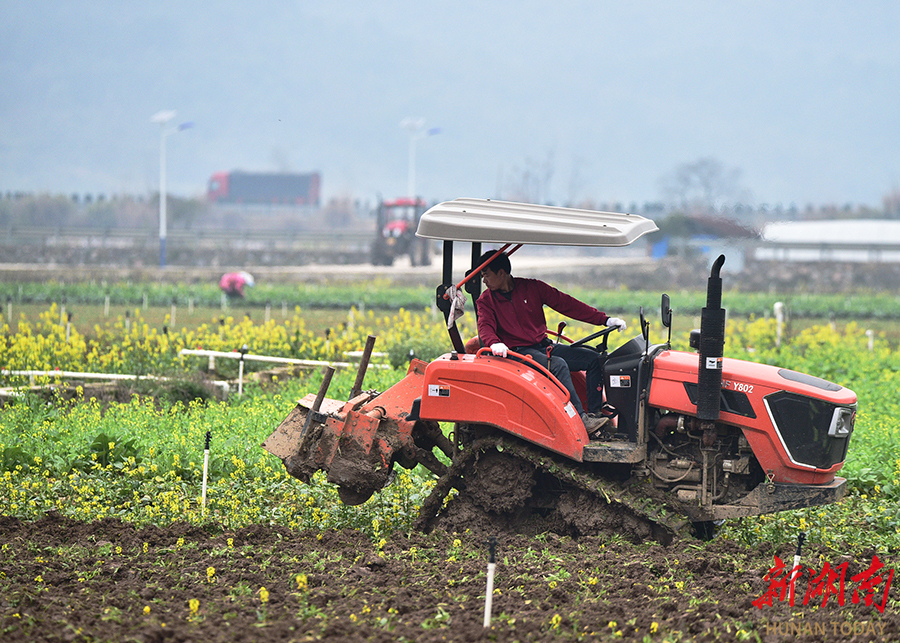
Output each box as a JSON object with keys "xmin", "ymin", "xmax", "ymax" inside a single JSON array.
[
  {"xmin": 0, "ymin": 280, "xmax": 429, "ymax": 311},
  {"xmin": 3, "ymin": 280, "xmax": 900, "ymax": 319}
]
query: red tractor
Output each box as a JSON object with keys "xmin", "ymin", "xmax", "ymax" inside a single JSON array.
[
  {"xmin": 370, "ymin": 197, "xmax": 431, "ymax": 266},
  {"xmin": 265, "ymin": 198, "xmax": 855, "ymax": 542}
]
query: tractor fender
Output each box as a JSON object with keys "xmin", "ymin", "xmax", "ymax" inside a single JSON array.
[{"xmin": 416, "ymin": 351, "xmax": 589, "ymax": 461}]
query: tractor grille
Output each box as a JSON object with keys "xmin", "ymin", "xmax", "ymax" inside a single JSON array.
[{"xmin": 765, "ymin": 392, "xmax": 855, "ymax": 469}]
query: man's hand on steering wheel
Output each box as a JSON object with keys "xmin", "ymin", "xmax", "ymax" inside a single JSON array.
[{"xmin": 606, "ymin": 317, "xmax": 627, "ymax": 331}]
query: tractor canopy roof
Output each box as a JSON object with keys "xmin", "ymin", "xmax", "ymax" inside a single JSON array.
[{"xmin": 416, "ymin": 198, "xmax": 658, "ymax": 247}]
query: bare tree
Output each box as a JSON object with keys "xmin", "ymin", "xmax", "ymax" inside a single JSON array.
[
  {"xmin": 499, "ymin": 151, "xmax": 555, "ymax": 204},
  {"xmin": 660, "ymin": 157, "xmax": 750, "ymax": 211},
  {"xmin": 566, "ymin": 154, "xmax": 588, "ymax": 207},
  {"xmin": 883, "ymin": 188, "xmax": 900, "ymax": 218}
]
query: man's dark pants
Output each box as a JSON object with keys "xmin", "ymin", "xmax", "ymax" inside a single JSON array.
[{"xmin": 516, "ymin": 342, "xmax": 603, "ymax": 416}]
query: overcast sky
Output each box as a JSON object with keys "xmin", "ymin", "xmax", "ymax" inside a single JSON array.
[{"xmin": 1, "ymin": 1, "xmax": 898, "ymax": 209}]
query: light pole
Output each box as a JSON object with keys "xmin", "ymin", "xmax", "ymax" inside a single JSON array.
[
  {"xmin": 150, "ymin": 110, "xmax": 193, "ymax": 268},
  {"xmin": 400, "ymin": 118, "xmax": 440, "ymax": 198}
]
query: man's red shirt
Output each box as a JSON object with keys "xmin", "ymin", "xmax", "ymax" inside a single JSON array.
[{"xmin": 476, "ymin": 277, "xmax": 608, "ymax": 348}]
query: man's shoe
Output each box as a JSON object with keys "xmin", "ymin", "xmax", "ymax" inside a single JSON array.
[{"xmin": 581, "ymin": 413, "xmax": 609, "ymax": 435}]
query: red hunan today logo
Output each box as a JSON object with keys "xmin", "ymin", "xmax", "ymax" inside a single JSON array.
[
  {"xmin": 753, "ymin": 552, "xmax": 894, "ymax": 613},
  {"xmin": 754, "ymin": 532, "xmax": 894, "ymax": 612},
  {"xmin": 752, "ymin": 536, "xmax": 894, "ymax": 637}
]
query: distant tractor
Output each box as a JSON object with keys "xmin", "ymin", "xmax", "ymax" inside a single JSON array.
[{"xmin": 371, "ymin": 197, "xmax": 431, "ymax": 266}]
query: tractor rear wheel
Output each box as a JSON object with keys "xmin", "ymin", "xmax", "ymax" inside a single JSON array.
[{"xmin": 415, "ymin": 433, "xmax": 691, "ymax": 544}]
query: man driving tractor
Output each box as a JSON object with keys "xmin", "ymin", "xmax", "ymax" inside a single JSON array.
[{"xmin": 473, "ymin": 250, "xmax": 627, "ymax": 436}]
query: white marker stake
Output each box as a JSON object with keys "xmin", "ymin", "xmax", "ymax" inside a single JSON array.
[
  {"xmin": 789, "ymin": 531, "xmax": 806, "ymax": 604},
  {"xmin": 201, "ymin": 431, "xmax": 211, "ymax": 516},
  {"xmin": 483, "ymin": 536, "xmax": 497, "ymax": 628},
  {"xmin": 238, "ymin": 344, "xmax": 249, "ymax": 398}
]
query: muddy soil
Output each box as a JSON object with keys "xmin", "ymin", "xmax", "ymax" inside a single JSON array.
[{"xmin": 1, "ymin": 513, "xmax": 896, "ymax": 642}]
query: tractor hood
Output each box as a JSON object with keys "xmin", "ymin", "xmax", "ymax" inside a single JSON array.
[{"xmin": 416, "ymin": 198, "xmax": 658, "ymax": 246}]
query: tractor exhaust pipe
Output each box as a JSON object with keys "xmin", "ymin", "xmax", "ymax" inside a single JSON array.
[
  {"xmin": 698, "ymin": 255, "xmax": 725, "ymax": 501},
  {"xmin": 697, "ymin": 255, "xmax": 726, "ymax": 425}
]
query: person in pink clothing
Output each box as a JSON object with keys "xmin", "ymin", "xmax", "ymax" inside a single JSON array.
[
  {"xmin": 474, "ymin": 250, "xmax": 627, "ymax": 434},
  {"xmin": 219, "ymin": 271, "xmax": 255, "ymax": 299}
]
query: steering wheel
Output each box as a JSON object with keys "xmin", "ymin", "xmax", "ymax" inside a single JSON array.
[{"xmin": 569, "ymin": 324, "xmax": 619, "ymax": 352}]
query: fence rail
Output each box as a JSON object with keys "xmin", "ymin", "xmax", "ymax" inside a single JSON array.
[
  {"xmin": 0, "ymin": 226, "xmax": 376, "ymax": 267},
  {"xmin": 2, "ymin": 226, "xmax": 373, "ymax": 250}
]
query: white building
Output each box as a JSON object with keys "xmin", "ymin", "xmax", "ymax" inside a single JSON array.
[{"xmin": 755, "ymin": 219, "xmax": 900, "ymax": 263}]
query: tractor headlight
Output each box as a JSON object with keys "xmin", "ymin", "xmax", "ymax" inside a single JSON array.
[{"xmin": 828, "ymin": 405, "xmax": 856, "ymax": 438}]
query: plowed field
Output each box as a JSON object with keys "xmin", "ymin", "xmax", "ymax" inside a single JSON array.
[{"xmin": 1, "ymin": 513, "xmax": 894, "ymax": 642}]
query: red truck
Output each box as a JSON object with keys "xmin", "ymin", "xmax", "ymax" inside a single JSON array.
[{"xmin": 207, "ymin": 171, "xmax": 320, "ymax": 206}]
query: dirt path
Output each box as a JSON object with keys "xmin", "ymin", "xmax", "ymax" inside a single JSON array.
[{"xmin": 1, "ymin": 514, "xmax": 894, "ymax": 642}]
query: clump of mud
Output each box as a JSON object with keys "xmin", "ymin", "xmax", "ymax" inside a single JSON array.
[{"xmin": 428, "ymin": 488, "xmax": 656, "ymax": 543}]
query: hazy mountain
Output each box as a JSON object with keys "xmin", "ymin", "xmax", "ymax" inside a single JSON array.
[{"xmin": 1, "ymin": 1, "xmax": 898, "ymax": 208}]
